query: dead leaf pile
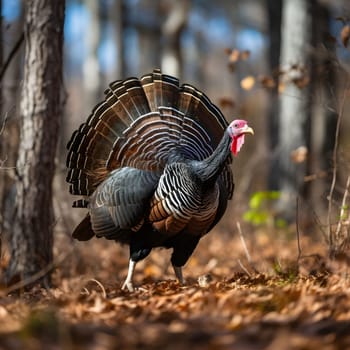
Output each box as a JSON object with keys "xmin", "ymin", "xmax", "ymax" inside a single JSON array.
[{"xmin": 1, "ymin": 230, "xmax": 350, "ymax": 349}]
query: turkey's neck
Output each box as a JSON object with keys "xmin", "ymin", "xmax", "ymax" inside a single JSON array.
[{"xmin": 195, "ymin": 131, "xmax": 232, "ymax": 186}]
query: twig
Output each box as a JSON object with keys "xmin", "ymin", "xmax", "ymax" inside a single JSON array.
[
  {"xmin": 296, "ymin": 197, "xmax": 302, "ymax": 262},
  {"xmin": 236, "ymin": 221, "xmax": 257, "ymax": 273},
  {"xmin": 87, "ymin": 278, "xmax": 107, "ymax": 298},
  {"xmin": 327, "ymin": 79, "xmax": 349, "ymax": 250},
  {"xmin": 0, "ymin": 32, "xmax": 24, "ymax": 81},
  {"xmin": 237, "ymin": 259, "xmax": 251, "ymax": 277},
  {"xmin": 237, "ymin": 222, "xmax": 252, "ymax": 263},
  {"xmin": 335, "ymin": 174, "xmax": 350, "ymax": 246},
  {"xmin": 0, "ymin": 111, "xmax": 8, "ymax": 136},
  {"xmin": 309, "ymin": 201, "xmax": 328, "ymax": 241}
]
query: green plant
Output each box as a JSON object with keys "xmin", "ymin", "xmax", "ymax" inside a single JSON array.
[{"xmin": 243, "ymin": 191, "xmax": 287, "ymax": 228}]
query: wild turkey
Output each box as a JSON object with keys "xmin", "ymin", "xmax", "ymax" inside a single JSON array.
[{"xmin": 66, "ymin": 69, "xmax": 254, "ymax": 291}]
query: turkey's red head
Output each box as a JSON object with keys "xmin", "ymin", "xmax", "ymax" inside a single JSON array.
[{"xmin": 227, "ymin": 119, "xmax": 254, "ymax": 156}]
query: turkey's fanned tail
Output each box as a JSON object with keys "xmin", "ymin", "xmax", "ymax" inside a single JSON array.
[{"xmin": 66, "ymin": 69, "xmax": 233, "ymax": 204}]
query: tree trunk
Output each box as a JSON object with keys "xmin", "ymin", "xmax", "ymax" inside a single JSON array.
[
  {"xmin": 5, "ymin": 0, "xmax": 65, "ymax": 286},
  {"xmin": 309, "ymin": 2, "xmax": 336, "ymax": 213},
  {"xmin": 275, "ymin": 0, "xmax": 311, "ymax": 220},
  {"xmin": 0, "ymin": 4, "xmax": 23, "ymax": 242},
  {"xmin": 83, "ymin": 0, "xmax": 101, "ymax": 116},
  {"xmin": 112, "ymin": 0, "xmax": 126, "ymax": 79},
  {"xmin": 266, "ymin": 0, "xmax": 282, "ymax": 190},
  {"xmin": 0, "ymin": 0, "xmax": 3, "ymax": 258},
  {"xmin": 161, "ymin": 0, "xmax": 189, "ymax": 78}
]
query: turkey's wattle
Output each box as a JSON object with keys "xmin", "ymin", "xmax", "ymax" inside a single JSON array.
[{"xmin": 66, "ymin": 69, "xmax": 254, "ymax": 291}]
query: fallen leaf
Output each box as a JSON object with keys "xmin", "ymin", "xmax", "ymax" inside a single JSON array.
[{"xmin": 198, "ymin": 274, "xmax": 213, "ymax": 288}]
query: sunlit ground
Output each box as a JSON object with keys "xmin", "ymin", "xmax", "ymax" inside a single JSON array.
[{"xmin": 1, "ymin": 225, "xmax": 350, "ymax": 350}]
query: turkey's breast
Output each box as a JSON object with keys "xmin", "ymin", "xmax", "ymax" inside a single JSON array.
[{"xmin": 149, "ymin": 163, "xmax": 220, "ymax": 236}]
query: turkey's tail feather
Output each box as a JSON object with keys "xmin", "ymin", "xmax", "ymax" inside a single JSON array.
[
  {"xmin": 66, "ymin": 69, "xmax": 233, "ymax": 204},
  {"xmin": 71, "ymin": 214, "xmax": 95, "ymax": 241}
]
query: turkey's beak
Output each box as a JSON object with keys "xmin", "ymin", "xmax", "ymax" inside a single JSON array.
[{"xmin": 242, "ymin": 125, "xmax": 254, "ymax": 136}]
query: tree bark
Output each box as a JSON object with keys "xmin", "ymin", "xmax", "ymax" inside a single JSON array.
[
  {"xmin": 266, "ymin": 0, "xmax": 282, "ymax": 190},
  {"xmin": 0, "ymin": 5, "xmax": 23, "ymax": 242},
  {"xmin": 309, "ymin": 2, "xmax": 336, "ymax": 212},
  {"xmin": 5, "ymin": 0, "xmax": 65, "ymax": 286},
  {"xmin": 0, "ymin": 0, "xmax": 3, "ymax": 259},
  {"xmin": 83, "ymin": 0, "xmax": 101, "ymax": 116},
  {"xmin": 138, "ymin": 2, "xmax": 161, "ymax": 75},
  {"xmin": 161, "ymin": 0, "xmax": 189, "ymax": 78},
  {"xmin": 112, "ymin": 0, "xmax": 126, "ymax": 79},
  {"xmin": 275, "ymin": 0, "xmax": 311, "ymax": 220}
]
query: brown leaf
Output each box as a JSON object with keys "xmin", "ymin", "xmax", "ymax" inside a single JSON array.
[
  {"xmin": 228, "ymin": 62, "xmax": 236, "ymax": 72},
  {"xmin": 335, "ymin": 16, "xmax": 347, "ymax": 24},
  {"xmin": 341, "ymin": 25, "xmax": 350, "ymax": 47},
  {"xmin": 258, "ymin": 75, "xmax": 276, "ymax": 89},
  {"xmin": 290, "ymin": 146, "xmax": 308, "ymax": 163},
  {"xmin": 219, "ymin": 97, "xmax": 235, "ymax": 109},
  {"xmin": 240, "ymin": 50, "xmax": 250, "ymax": 60},
  {"xmin": 278, "ymin": 82, "xmax": 285, "ymax": 93},
  {"xmin": 229, "ymin": 49, "xmax": 240, "ymax": 63},
  {"xmin": 224, "ymin": 47, "xmax": 232, "ymax": 55},
  {"xmin": 293, "ymin": 75, "xmax": 310, "ymax": 89},
  {"xmin": 240, "ymin": 76, "xmax": 255, "ymax": 90},
  {"xmin": 0, "ymin": 305, "xmax": 8, "ymax": 317},
  {"xmin": 198, "ymin": 274, "xmax": 213, "ymax": 288},
  {"xmin": 324, "ymin": 33, "xmax": 337, "ymax": 44}
]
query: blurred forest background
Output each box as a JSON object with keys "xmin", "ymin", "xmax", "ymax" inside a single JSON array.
[
  {"xmin": 1, "ymin": 0, "xmax": 350, "ymax": 269},
  {"xmin": 1, "ymin": 1, "xmax": 350, "ymax": 349}
]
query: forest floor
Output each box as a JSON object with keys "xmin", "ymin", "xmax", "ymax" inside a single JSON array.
[{"xmin": 1, "ymin": 224, "xmax": 350, "ymax": 350}]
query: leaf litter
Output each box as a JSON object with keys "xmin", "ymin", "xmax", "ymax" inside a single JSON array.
[{"xmin": 1, "ymin": 228, "xmax": 350, "ymax": 349}]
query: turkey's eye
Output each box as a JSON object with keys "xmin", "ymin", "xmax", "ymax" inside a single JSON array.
[{"xmin": 233, "ymin": 123, "xmax": 239, "ymax": 128}]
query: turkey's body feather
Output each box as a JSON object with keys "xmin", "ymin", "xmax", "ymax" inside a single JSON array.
[
  {"xmin": 67, "ymin": 69, "xmax": 235, "ymax": 290},
  {"xmin": 149, "ymin": 163, "xmax": 219, "ymax": 236}
]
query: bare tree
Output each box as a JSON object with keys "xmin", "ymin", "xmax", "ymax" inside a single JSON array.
[
  {"xmin": 83, "ymin": 0, "xmax": 101, "ymax": 115},
  {"xmin": 138, "ymin": 1, "xmax": 162, "ymax": 74},
  {"xmin": 309, "ymin": 2, "xmax": 337, "ymax": 211},
  {"xmin": 111, "ymin": 0, "xmax": 126, "ymax": 79},
  {"xmin": 4, "ymin": 0, "xmax": 65, "ymax": 286},
  {"xmin": 275, "ymin": 0, "xmax": 312, "ymax": 220},
  {"xmin": 0, "ymin": 4, "xmax": 24, "ymax": 241},
  {"xmin": 266, "ymin": 0, "xmax": 282, "ymax": 190},
  {"xmin": 0, "ymin": 0, "xmax": 3, "ymax": 258},
  {"xmin": 161, "ymin": 0, "xmax": 189, "ymax": 78}
]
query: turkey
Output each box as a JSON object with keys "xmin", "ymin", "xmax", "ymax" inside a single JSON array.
[{"xmin": 66, "ymin": 69, "xmax": 254, "ymax": 291}]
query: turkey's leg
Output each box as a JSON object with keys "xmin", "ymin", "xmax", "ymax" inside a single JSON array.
[
  {"xmin": 171, "ymin": 234, "xmax": 200, "ymax": 285},
  {"xmin": 122, "ymin": 237, "xmax": 152, "ymax": 291},
  {"xmin": 121, "ymin": 259, "xmax": 137, "ymax": 292},
  {"xmin": 173, "ymin": 265, "xmax": 185, "ymax": 285}
]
